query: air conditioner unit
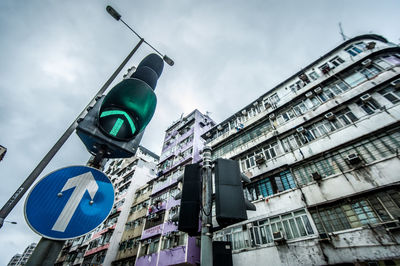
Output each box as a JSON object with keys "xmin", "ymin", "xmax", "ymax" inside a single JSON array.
[
  {"xmin": 318, "ymin": 233, "xmax": 331, "ymax": 242},
  {"xmin": 361, "ymin": 59, "xmax": 372, "ymax": 66},
  {"xmin": 253, "ymin": 101, "xmax": 258, "ymax": 106},
  {"xmin": 217, "ymin": 125, "xmax": 223, "ymax": 131},
  {"xmin": 206, "ymin": 132, "xmax": 211, "ymax": 137},
  {"xmin": 347, "ymin": 153, "xmax": 362, "ymax": 165},
  {"xmin": 314, "ymin": 87, "xmax": 322, "ymax": 94},
  {"xmin": 241, "ymin": 110, "xmax": 247, "ymax": 115},
  {"xmin": 149, "ymin": 213, "xmax": 157, "ymax": 220},
  {"xmin": 324, "ymin": 112, "xmax": 335, "ymax": 120},
  {"xmin": 360, "ymin": 94, "xmax": 372, "ymax": 102},
  {"xmin": 296, "ymin": 127, "xmax": 305, "ymax": 133},
  {"xmin": 264, "ymin": 102, "xmax": 271, "ymax": 109},
  {"xmin": 320, "ymin": 64, "xmax": 331, "ymax": 74},
  {"xmin": 390, "ymin": 79, "xmax": 400, "ymax": 88},
  {"xmin": 272, "ymin": 231, "xmax": 285, "ymax": 243},
  {"xmin": 299, "ymin": 73, "xmax": 309, "ymax": 82},
  {"xmin": 305, "ymin": 91, "xmax": 313, "ymax": 98},
  {"xmin": 366, "ymin": 41, "xmax": 376, "ymax": 50},
  {"xmin": 255, "ymin": 154, "xmax": 265, "ymax": 165},
  {"xmin": 384, "ymin": 221, "xmax": 400, "ymax": 232},
  {"xmin": 269, "ymin": 113, "xmax": 275, "ymax": 119},
  {"xmin": 312, "ymin": 172, "xmax": 322, "ymax": 182}
]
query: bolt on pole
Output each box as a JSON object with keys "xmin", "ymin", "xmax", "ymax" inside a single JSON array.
[{"xmin": 201, "ymin": 145, "xmax": 213, "ymax": 266}]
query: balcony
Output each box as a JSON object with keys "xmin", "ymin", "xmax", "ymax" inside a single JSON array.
[
  {"xmin": 84, "ymin": 243, "xmax": 110, "ymax": 257},
  {"xmin": 141, "ymin": 224, "xmax": 163, "ymax": 240},
  {"xmin": 91, "ymin": 224, "xmax": 116, "ymax": 240},
  {"xmin": 136, "ymin": 253, "xmax": 158, "ymax": 266}
]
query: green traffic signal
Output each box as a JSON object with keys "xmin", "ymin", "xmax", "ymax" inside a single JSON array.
[
  {"xmin": 100, "ymin": 110, "xmax": 136, "ymax": 137},
  {"xmin": 99, "ymin": 78, "xmax": 157, "ymax": 140}
]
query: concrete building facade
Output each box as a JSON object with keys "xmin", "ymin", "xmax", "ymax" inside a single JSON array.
[
  {"xmin": 203, "ymin": 34, "xmax": 400, "ymax": 265},
  {"xmin": 113, "ymin": 182, "xmax": 153, "ymax": 265}
]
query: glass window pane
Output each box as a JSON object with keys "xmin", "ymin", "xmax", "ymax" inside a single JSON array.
[{"xmin": 296, "ymin": 217, "xmax": 307, "ymax": 236}]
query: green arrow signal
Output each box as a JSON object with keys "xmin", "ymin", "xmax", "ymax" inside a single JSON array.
[{"xmin": 100, "ymin": 110, "xmax": 136, "ymax": 136}]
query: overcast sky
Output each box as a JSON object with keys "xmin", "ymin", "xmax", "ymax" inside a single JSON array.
[{"xmin": 0, "ymin": 0, "xmax": 398, "ymax": 264}]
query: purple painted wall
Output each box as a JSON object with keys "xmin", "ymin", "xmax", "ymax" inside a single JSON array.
[
  {"xmin": 138, "ymin": 110, "xmax": 215, "ymax": 266},
  {"xmin": 187, "ymin": 236, "xmax": 201, "ymax": 265},
  {"xmin": 162, "ymin": 221, "xmax": 178, "ymax": 234},
  {"xmin": 157, "ymin": 246, "xmax": 187, "ymax": 266},
  {"xmin": 135, "ymin": 253, "xmax": 158, "ymax": 266},
  {"xmin": 141, "ymin": 224, "xmax": 163, "ymax": 240}
]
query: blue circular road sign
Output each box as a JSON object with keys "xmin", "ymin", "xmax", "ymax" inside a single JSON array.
[{"xmin": 24, "ymin": 166, "xmax": 114, "ymax": 240}]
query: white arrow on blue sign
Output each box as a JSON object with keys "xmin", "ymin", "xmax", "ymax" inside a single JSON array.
[{"xmin": 24, "ymin": 165, "xmax": 114, "ymax": 240}]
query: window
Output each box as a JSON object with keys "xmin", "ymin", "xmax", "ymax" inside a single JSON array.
[
  {"xmin": 162, "ymin": 231, "xmax": 186, "ymax": 249},
  {"xmin": 308, "ymin": 71, "xmax": 319, "ymax": 81},
  {"xmin": 277, "ymin": 109, "xmax": 296, "ymax": 125},
  {"xmin": 311, "ymin": 188, "xmax": 400, "ymax": 234},
  {"xmin": 144, "ymin": 211, "xmax": 165, "ymax": 229},
  {"xmin": 212, "ymin": 119, "xmax": 272, "ymax": 160},
  {"xmin": 357, "ymin": 98, "xmax": 380, "ymax": 115},
  {"xmin": 381, "ymin": 55, "xmax": 400, "ymax": 66},
  {"xmin": 241, "ymin": 153, "xmax": 256, "ymax": 170},
  {"xmin": 281, "ymin": 134, "xmax": 302, "ymax": 151},
  {"xmin": 345, "ymin": 43, "xmax": 365, "ymax": 56},
  {"xmin": 293, "ymin": 101, "xmax": 308, "ymax": 116},
  {"xmin": 269, "ymin": 93, "xmax": 280, "ymax": 105},
  {"xmin": 293, "ymin": 128, "xmax": 400, "ymax": 185},
  {"xmin": 214, "ymin": 227, "xmax": 252, "ymax": 250},
  {"xmin": 250, "ymin": 210, "xmax": 314, "ymax": 245},
  {"xmin": 360, "ymin": 65, "xmax": 381, "ymax": 79},
  {"xmin": 329, "ymin": 56, "xmax": 345, "ymax": 67},
  {"xmin": 139, "ymin": 237, "xmax": 160, "ymax": 256},
  {"xmin": 336, "ymin": 107, "xmax": 358, "ymax": 126},
  {"xmin": 289, "ymin": 84, "xmax": 298, "ymax": 93},
  {"xmin": 245, "ymin": 170, "xmax": 296, "ymax": 201},
  {"xmin": 379, "ymin": 85, "xmax": 400, "ymax": 104},
  {"xmin": 305, "ymin": 96, "xmax": 321, "ymax": 109}
]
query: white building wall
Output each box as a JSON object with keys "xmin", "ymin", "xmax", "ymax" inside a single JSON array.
[
  {"xmin": 102, "ymin": 159, "xmax": 157, "ymax": 266},
  {"xmin": 208, "ymin": 35, "xmax": 400, "ymax": 266}
]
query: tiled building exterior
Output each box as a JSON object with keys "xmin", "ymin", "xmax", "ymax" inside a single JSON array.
[{"xmin": 203, "ymin": 34, "xmax": 400, "ymax": 265}]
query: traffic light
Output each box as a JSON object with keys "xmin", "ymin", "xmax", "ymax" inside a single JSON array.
[
  {"xmin": 177, "ymin": 163, "xmax": 202, "ymax": 236},
  {"xmin": 214, "ymin": 158, "xmax": 256, "ymax": 228},
  {"xmin": 76, "ymin": 53, "xmax": 163, "ymax": 158}
]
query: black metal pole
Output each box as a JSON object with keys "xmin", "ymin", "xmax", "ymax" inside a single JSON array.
[{"xmin": 0, "ymin": 39, "xmax": 144, "ymax": 229}]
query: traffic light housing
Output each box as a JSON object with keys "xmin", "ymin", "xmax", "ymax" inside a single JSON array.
[
  {"xmin": 76, "ymin": 53, "xmax": 163, "ymax": 158},
  {"xmin": 214, "ymin": 158, "xmax": 256, "ymax": 228},
  {"xmin": 177, "ymin": 163, "xmax": 202, "ymax": 236}
]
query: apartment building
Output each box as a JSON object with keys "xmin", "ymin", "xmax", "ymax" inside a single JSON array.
[
  {"xmin": 55, "ymin": 146, "xmax": 158, "ymax": 266},
  {"xmin": 7, "ymin": 243, "xmax": 37, "ymax": 266},
  {"xmin": 131, "ymin": 110, "xmax": 215, "ymax": 266},
  {"xmin": 113, "ymin": 183, "xmax": 153, "ymax": 265},
  {"xmin": 203, "ymin": 34, "xmax": 400, "ymax": 265}
]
